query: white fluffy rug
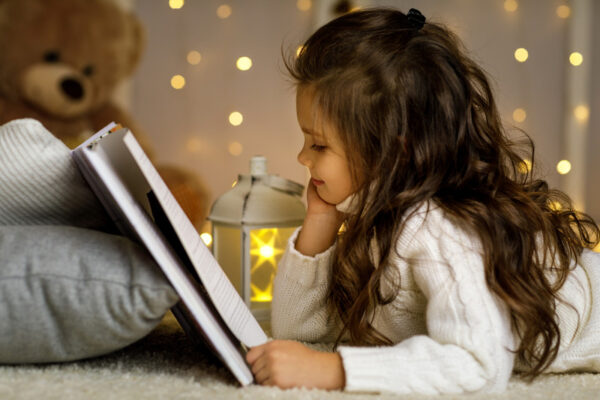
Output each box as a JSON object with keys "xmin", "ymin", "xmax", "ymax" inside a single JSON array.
[{"xmin": 1, "ymin": 312, "xmax": 599, "ymax": 400}]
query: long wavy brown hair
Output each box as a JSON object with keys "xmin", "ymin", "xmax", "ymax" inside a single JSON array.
[{"xmin": 284, "ymin": 8, "xmax": 599, "ymax": 378}]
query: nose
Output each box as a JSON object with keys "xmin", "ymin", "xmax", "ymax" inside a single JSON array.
[
  {"xmin": 61, "ymin": 78, "xmax": 84, "ymax": 100},
  {"xmin": 297, "ymin": 145, "xmax": 311, "ymax": 168}
]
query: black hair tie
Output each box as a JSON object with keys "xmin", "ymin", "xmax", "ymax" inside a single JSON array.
[{"xmin": 407, "ymin": 8, "xmax": 426, "ymax": 30}]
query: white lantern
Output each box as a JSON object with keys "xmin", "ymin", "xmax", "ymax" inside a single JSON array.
[{"xmin": 208, "ymin": 156, "xmax": 305, "ymax": 327}]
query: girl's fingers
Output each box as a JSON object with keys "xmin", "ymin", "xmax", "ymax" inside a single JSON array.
[
  {"xmin": 250, "ymin": 354, "xmax": 267, "ymax": 376},
  {"xmin": 254, "ymin": 365, "xmax": 270, "ymax": 385},
  {"xmin": 246, "ymin": 345, "xmax": 264, "ymax": 364}
]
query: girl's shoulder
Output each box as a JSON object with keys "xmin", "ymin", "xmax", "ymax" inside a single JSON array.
[{"xmin": 397, "ymin": 200, "xmax": 482, "ymax": 257}]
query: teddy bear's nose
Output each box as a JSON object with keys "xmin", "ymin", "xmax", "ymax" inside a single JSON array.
[{"xmin": 60, "ymin": 78, "xmax": 84, "ymax": 100}]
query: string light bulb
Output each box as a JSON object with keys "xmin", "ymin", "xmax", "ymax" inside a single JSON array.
[
  {"xmin": 556, "ymin": 5, "xmax": 571, "ymax": 19},
  {"xmin": 512, "ymin": 108, "xmax": 527, "ymax": 123},
  {"xmin": 569, "ymin": 52, "xmax": 583, "ymax": 66},
  {"xmin": 170, "ymin": 74, "xmax": 185, "ymax": 89},
  {"xmin": 217, "ymin": 4, "xmax": 232, "ymax": 19},
  {"xmin": 574, "ymin": 105, "xmax": 590, "ymax": 123},
  {"xmin": 236, "ymin": 56, "xmax": 253, "ymax": 71},
  {"xmin": 169, "ymin": 0, "xmax": 184, "ymax": 9},
  {"xmin": 296, "ymin": 0, "xmax": 312, "ymax": 11},
  {"xmin": 200, "ymin": 233, "xmax": 213, "ymax": 246},
  {"xmin": 518, "ymin": 159, "xmax": 532, "ymax": 174},
  {"xmin": 229, "ymin": 111, "xmax": 243, "ymax": 126},
  {"xmin": 514, "ymin": 48, "xmax": 529, "ymax": 62},
  {"xmin": 556, "ymin": 160, "xmax": 572, "ymax": 175},
  {"xmin": 228, "ymin": 141, "xmax": 243, "ymax": 156},
  {"xmin": 504, "ymin": 0, "xmax": 518, "ymax": 12},
  {"xmin": 187, "ymin": 50, "xmax": 202, "ymax": 65}
]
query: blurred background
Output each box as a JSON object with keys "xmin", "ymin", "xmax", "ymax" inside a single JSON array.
[{"xmin": 117, "ymin": 0, "xmax": 598, "ymax": 236}]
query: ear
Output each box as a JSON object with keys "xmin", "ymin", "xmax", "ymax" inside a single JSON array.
[{"xmin": 126, "ymin": 12, "xmax": 145, "ymax": 75}]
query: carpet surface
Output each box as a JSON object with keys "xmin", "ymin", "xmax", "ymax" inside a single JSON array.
[{"xmin": 1, "ymin": 312, "xmax": 599, "ymax": 400}]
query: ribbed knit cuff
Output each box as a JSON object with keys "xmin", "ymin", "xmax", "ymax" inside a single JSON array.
[{"xmin": 276, "ymin": 227, "xmax": 336, "ymax": 288}]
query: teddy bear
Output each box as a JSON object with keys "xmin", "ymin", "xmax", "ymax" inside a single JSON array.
[{"xmin": 0, "ymin": 0, "xmax": 209, "ymax": 229}]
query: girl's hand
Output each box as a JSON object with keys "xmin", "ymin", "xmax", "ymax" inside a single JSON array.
[
  {"xmin": 305, "ymin": 180, "xmax": 339, "ymax": 218},
  {"xmin": 246, "ymin": 340, "xmax": 345, "ymax": 390}
]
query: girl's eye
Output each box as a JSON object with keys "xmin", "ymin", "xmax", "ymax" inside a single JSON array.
[{"xmin": 311, "ymin": 144, "xmax": 327, "ymax": 152}]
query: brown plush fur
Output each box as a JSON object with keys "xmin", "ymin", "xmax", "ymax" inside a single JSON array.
[{"xmin": 0, "ymin": 0, "xmax": 209, "ymax": 228}]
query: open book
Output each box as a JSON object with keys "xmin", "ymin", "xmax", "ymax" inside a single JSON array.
[{"xmin": 71, "ymin": 123, "xmax": 267, "ymax": 386}]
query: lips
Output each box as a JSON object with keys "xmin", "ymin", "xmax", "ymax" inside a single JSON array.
[{"xmin": 311, "ymin": 178, "xmax": 325, "ymax": 186}]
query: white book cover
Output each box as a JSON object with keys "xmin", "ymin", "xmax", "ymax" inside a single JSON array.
[{"xmin": 71, "ymin": 124, "xmax": 267, "ymax": 386}]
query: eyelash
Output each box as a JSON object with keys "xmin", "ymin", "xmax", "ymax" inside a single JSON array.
[{"xmin": 311, "ymin": 144, "xmax": 327, "ymax": 152}]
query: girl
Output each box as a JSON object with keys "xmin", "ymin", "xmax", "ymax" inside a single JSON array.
[{"xmin": 246, "ymin": 8, "xmax": 600, "ymax": 395}]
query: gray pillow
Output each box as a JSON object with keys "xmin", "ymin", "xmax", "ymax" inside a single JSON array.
[{"xmin": 0, "ymin": 225, "xmax": 178, "ymax": 363}]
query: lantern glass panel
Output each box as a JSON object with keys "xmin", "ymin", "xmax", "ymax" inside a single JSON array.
[
  {"xmin": 249, "ymin": 227, "xmax": 296, "ymax": 310},
  {"xmin": 213, "ymin": 225, "xmax": 242, "ymax": 295}
]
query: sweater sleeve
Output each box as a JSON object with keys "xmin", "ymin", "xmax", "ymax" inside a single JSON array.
[
  {"xmin": 338, "ymin": 209, "xmax": 517, "ymax": 395},
  {"xmin": 271, "ymin": 227, "xmax": 341, "ymax": 342}
]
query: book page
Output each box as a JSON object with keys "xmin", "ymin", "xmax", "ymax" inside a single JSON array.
[{"xmin": 122, "ymin": 132, "xmax": 267, "ymax": 348}]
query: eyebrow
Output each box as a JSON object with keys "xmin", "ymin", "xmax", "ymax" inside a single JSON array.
[{"xmin": 300, "ymin": 126, "xmax": 324, "ymax": 138}]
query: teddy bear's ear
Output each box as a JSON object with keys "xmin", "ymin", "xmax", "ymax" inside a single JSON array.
[{"xmin": 126, "ymin": 12, "xmax": 146, "ymax": 75}]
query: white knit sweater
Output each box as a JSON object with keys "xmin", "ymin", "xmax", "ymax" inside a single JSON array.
[{"xmin": 271, "ymin": 201, "xmax": 600, "ymax": 395}]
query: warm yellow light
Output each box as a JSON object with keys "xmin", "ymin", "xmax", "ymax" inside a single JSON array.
[
  {"xmin": 169, "ymin": 0, "xmax": 184, "ymax": 9},
  {"xmin": 200, "ymin": 233, "xmax": 213, "ymax": 246},
  {"xmin": 250, "ymin": 282, "xmax": 273, "ymax": 302},
  {"xmin": 574, "ymin": 105, "xmax": 589, "ymax": 122},
  {"xmin": 185, "ymin": 137, "xmax": 202, "ymax": 153},
  {"xmin": 170, "ymin": 74, "xmax": 185, "ymax": 89},
  {"xmin": 217, "ymin": 4, "xmax": 232, "ymax": 19},
  {"xmin": 548, "ymin": 201, "xmax": 562, "ymax": 211},
  {"xmin": 518, "ymin": 159, "xmax": 532, "ymax": 174},
  {"xmin": 569, "ymin": 52, "xmax": 583, "ymax": 66},
  {"xmin": 296, "ymin": 45, "xmax": 304, "ymax": 58},
  {"xmin": 556, "ymin": 160, "xmax": 571, "ymax": 175},
  {"xmin": 236, "ymin": 56, "xmax": 253, "ymax": 71},
  {"xmin": 513, "ymin": 108, "xmax": 527, "ymax": 123},
  {"xmin": 187, "ymin": 50, "xmax": 202, "ymax": 65},
  {"xmin": 296, "ymin": 0, "xmax": 311, "ymax": 11},
  {"xmin": 259, "ymin": 245, "xmax": 274, "ymax": 259},
  {"xmin": 231, "ymin": 180, "xmax": 237, "ymax": 188},
  {"xmin": 514, "ymin": 48, "xmax": 529, "ymax": 62},
  {"xmin": 228, "ymin": 141, "xmax": 243, "ymax": 156},
  {"xmin": 504, "ymin": 0, "xmax": 518, "ymax": 12},
  {"xmin": 556, "ymin": 5, "xmax": 571, "ymax": 19},
  {"xmin": 229, "ymin": 111, "xmax": 243, "ymax": 126}
]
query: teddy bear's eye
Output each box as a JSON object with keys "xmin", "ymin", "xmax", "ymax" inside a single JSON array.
[
  {"xmin": 43, "ymin": 51, "xmax": 60, "ymax": 63},
  {"xmin": 82, "ymin": 65, "xmax": 95, "ymax": 76}
]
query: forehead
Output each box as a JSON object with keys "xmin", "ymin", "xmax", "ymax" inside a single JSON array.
[{"xmin": 296, "ymin": 86, "xmax": 332, "ymax": 139}]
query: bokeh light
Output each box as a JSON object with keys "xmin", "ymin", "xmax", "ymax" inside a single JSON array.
[
  {"xmin": 187, "ymin": 50, "xmax": 202, "ymax": 65},
  {"xmin": 170, "ymin": 74, "xmax": 185, "ymax": 89},
  {"xmin": 236, "ymin": 56, "xmax": 253, "ymax": 71},
  {"xmin": 228, "ymin": 141, "xmax": 243, "ymax": 156},
  {"xmin": 514, "ymin": 48, "xmax": 529, "ymax": 62},
  {"xmin": 574, "ymin": 105, "xmax": 589, "ymax": 123},
  {"xmin": 556, "ymin": 5, "xmax": 571, "ymax": 19},
  {"xmin": 297, "ymin": 0, "xmax": 312, "ymax": 11},
  {"xmin": 513, "ymin": 108, "xmax": 527, "ymax": 123},
  {"xmin": 556, "ymin": 160, "xmax": 572, "ymax": 175},
  {"xmin": 217, "ymin": 4, "xmax": 232, "ymax": 19},
  {"xmin": 504, "ymin": 0, "xmax": 518, "ymax": 12},
  {"xmin": 200, "ymin": 233, "xmax": 213, "ymax": 246},
  {"xmin": 229, "ymin": 111, "xmax": 243, "ymax": 126},
  {"xmin": 569, "ymin": 52, "xmax": 583, "ymax": 66},
  {"xmin": 169, "ymin": 0, "xmax": 184, "ymax": 9}
]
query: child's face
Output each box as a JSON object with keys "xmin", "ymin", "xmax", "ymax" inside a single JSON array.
[{"xmin": 296, "ymin": 86, "xmax": 356, "ymax": 205}]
